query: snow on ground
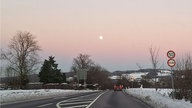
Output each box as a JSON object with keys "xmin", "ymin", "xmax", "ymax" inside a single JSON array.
[
  {"xmin": 0, "ymin": 89, "xmax": 96, "ymax": 104},
  {"xmin": 125, "ymin": 88, "xmax": 192, "ymax": 108},
  {"xmin": 121, "ymin": 72, "xmax": 148, "ymax": 81},
  {"xmin": 128, "ymin": 72, "xmax": 148, "ymax": 79},
  {"xmin": 157, "ymin": 70, "xmax": 171, "ymax": 77}
]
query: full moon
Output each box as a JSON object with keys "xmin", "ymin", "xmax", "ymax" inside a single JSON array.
[{"xmin": 99, "ymin": 36, "xmax": 103, "ymax": 40}]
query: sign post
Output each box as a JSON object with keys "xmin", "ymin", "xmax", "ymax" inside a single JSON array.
[
  {"xmin": 167, "ymin": 50, "xmax": 176, "ymax": 99},
  {"xmin": 77, "ymin": 69, "xmax": 88, "ymax": 88}
]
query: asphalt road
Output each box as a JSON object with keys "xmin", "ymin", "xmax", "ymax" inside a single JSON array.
[
  {"xmin": 1, "ymin": 90, "xmax": 151, "ymax": 108},
  {"xmin": 90, "ymin": 90, "xmax": 151, "ymax": 108},
  {"xmin": 1, "ymin": 91, "xmax": 103, "ymax": 108}
]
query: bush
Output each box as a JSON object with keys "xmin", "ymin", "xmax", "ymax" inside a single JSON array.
[
  {"xmin": 174, "ymin": 91, "xmax": 183, "ymax": 100},
  {"xmin": 169, "ymin": 91, "xmax": 183, "ymax": 100}
]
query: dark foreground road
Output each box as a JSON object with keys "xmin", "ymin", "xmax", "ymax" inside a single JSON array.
[
  {"xmin": 1, "ymin": 90, "xmax": 151, "ymax": 108},
  {"xmin": 1, "ymin": 91, "xmax": 102, "ymax": 108},
  {"xmin": 90, "ymin": 90, "xmax": 151, "ymax": 108}
]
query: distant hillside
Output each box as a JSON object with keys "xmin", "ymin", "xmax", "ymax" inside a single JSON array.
[
  {"xmin": 111, "ymin": 69, "xmax": 167, "ymax": 76},
  {"xmin": 64, "ymin": 70, "xmax": 112, "ymax": 77},
  {"xmin": 112, "ymin": 70, "xmax": 137, "ymax": 75},
  {"xmin": 64, "ymin": 69, "xmax": 167, "ymax": 77}
]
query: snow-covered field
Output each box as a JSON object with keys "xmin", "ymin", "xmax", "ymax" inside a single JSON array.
[
  {"xmin": 125, "ymin": 88, "xmax": 192, "ymax": 108},
  {"xmin": 0, "ymin": 89, "xmax": 96, "ymax": 104}
]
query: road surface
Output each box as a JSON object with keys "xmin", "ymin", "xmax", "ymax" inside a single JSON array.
[
  {"xmin": 1, "ymin": 90, "xmax": 151, "ymax": 108},
  {"xmin": 1, "ymin": 91, "xmax": 102, "ymax": 108},
  {"xmin": 90, "ymin": 90, "xmax": 151, "ymax": 108}
]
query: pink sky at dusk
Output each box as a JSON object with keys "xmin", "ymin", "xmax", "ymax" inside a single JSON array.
[{"xmin": 1, "ymin": 0, "xmax": 192, "ymax": 72}]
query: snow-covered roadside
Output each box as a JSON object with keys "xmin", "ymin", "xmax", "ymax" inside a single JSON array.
[
  {"xmin": 125, "ymin": 88, "xmax": 192, "ymax": 108},
  {"xmin": 0, "ymin": 89, "xmax": 96, "ymax": 104}
]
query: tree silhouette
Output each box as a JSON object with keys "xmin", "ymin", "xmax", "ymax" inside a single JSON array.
[
  {"xmin": 71, "ymin": 54, "xmax": 112, "ymax": 89},
  {"xmin": 149, "ymin": 45, "xmax": 159, "ymax": 91},
  {"xmin": 1, "ymin": 31, "xmax": 41, "ymax": 89},
  {"xmin": 39, "ymin": 56, "xmax": 66, "ymax": 84}
]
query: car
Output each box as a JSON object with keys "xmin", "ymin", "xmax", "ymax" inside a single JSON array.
[{"xmin": 114, "ymin": 85, "xmax": 123, "ymax": 91}]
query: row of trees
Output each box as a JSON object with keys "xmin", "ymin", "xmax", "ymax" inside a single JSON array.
[
  {"xmin": 174, "ymin": 54, "xmax": 192, "ymax": 101},
  {"xmin": 71, "ymin": 54, "xmax": 113, "ymax": 90},
  {"xmin": 38, "ymin": 53, "xmax": 113, "ymax": 90},
  {"xmin": 1, "ymin": 31, "xmax": 191, "ymax": 94},
  {"xmin": 1, "ymin": 31, "xmax": 68, "ymax": 89},
  {"xmin": 1, "ymin": 31, "xmax": 112, "ymax": 89}
]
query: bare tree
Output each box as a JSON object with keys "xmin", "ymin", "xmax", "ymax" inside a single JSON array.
[
  {"xmin": 175, "ymin": 53, "xmax": 192, "ymax": 71},
  {"xmin": 149, "ymin": 45, "xmax": 159, "ymax": 91},
  {"xmin": 71, "ymin": 54, "xmax": 95, "ymax": 85},
  {"xmin": 87, "ymin": 65, "xmax": 112, "ymax": 90},
  {"xmin": 174, "ymin": 53, "xmax": 192, "ymax": 101},
  {"xmin": 71, "ymin": 54, "xmax": 113, "ymax": 89},
  {"xmin": 1, "ymin": 31, "xmax": 41, "ymax": 89},
  {"xmin": 71, "ymin": 54, "xmax": 94, "ymax": 72}
]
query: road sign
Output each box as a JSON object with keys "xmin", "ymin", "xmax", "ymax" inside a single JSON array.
[
  {"xmin": 167, "ymin": 58, "xmax": 176, "ymax": 67},
  {"xmin": 166, "ymin": 50, "xmax": 176, "ymax": 100},
  {"xmin": 167, "ymin": 50, "xmax": 175, "ymax": 58},
  {"xmin": 77, "ymin": 69, "xmax": 87, "ymax": 80}
]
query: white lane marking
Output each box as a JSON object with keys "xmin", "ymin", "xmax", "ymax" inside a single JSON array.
[
  {"xmin": 67, "ymin": 93, "xmax": 98, "ymax": 100},
  {"xmin": 56, "ymin": 93, "xmax": 99, "ymax": 108},
  {"xmin": 63, "ymin": 99, "xmax": 93, "ymax": 103},
  {"xmin": 37, "ymin": 103, "xmax": 53, "ymax": 107},
  {"xmin": 86, "ymin": 91, "xmax": 107, "ymax": 108},
  {"xmin": 64, "ymin": 104, "xmax": 88, "ymax": 108},
  {"xmin": 59, "ymin": 101, "xmax": 92, "ymax": 106}
]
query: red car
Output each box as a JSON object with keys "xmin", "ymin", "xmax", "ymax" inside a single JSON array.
[{"xmin": 114, "ymin": 85, "xmax": 123, "ymax": 91}]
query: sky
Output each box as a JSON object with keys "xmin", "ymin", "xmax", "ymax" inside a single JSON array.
[{"xmin": 1, "ymin": 0, "xmax": 192, "ymax": 72}]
